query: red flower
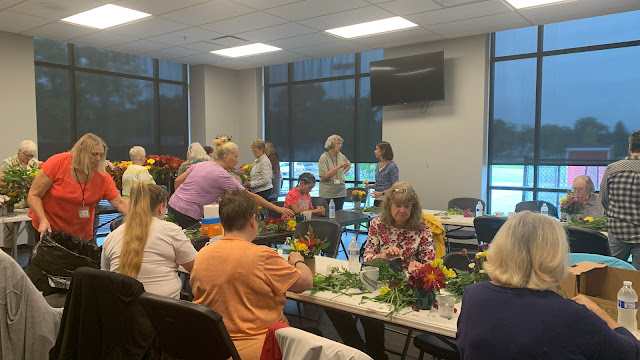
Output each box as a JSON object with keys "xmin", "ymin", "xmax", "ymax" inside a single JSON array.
[
  {"xmin": 421, "ymin": 266, "xmax": 446, "ymax": 292},
  {"xmin": 390, "ymin": 281, "xmax": 400, "ymax": 289},
  {"xmin": 411, "ymin": 304, "xmax": 419, "ymax": 312}
]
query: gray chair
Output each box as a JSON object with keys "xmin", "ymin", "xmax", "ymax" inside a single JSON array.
[
  {"xmin": 293, "ymin": 220, "xmax": 343, "ymax": 258},
  {"xmin": 266, "ymin": 200, "xmax": 285, "ymax": 218},
  {"xmin": 109, "ymin": 216, "xmax": 124, "ymax": 231},
  {"xmin": 566, "ymin": 226, "xmax": 611, "ymax": 256},
  {"xmin": 311, "ymin": 197, "xmax": 329, "ymax": 212},
  {"xmin": 473, "ymin": 216, "xmax": 507, "ymax": 244},
  {"xmin": 515, "ymin": 200, "xmax": 559, "ymax": 218}
]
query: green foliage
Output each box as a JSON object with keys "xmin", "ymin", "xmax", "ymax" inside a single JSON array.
[
  {"xmin": 311, "ymin": 267, "xmax": 364, "ymax": 295},
  {"xmin": 445, "ymin": 270, "xmax": 489, "ymax": 301},
  {"xmin": 566, "ymin": 216, "xmax": 607, "ymax": 232},
  {"xmin": 362, "ymin": 206, "xmax": 382, "ymax": 213},
  {"xmin": 0, "ymin": 165, "xmax": 39, "ymax": 204},
  {"xmin": 184, "ymin": 228, "xmax": 202, "ymax": 240}
]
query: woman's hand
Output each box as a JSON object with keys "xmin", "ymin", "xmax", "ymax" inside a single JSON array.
[
  {"xmin": 372, "ymin": 191, "xmax": 383, "ymax": 198},
  {"xmin": 314, "ymin": 206, "xmax": 325, "ymax": 215},
  {"xmin": 378, "ymin": 246, "xmax": 402, "ymax": 260},
  {"xmin": 278, "ymin": 206, "xmax": 295, "ymax": 218},
  {"xmin": 288, "ymin": 251, "xmax": 304, "ymax": 265},
  {"xmin": 38, "ymin": 220, "xmax": 52, "ymax": 239},
  {"xmin": 243, "ymin": 181, "xmax": 251, "ymax": 188},
  {"xmin": 340, "ymin": 161, "xmax": 348, "ymax": 168},
  {"xmin": 407, "ymin": 261, "xmax": 422, "ymax": 273},
  {"xmin": 572, "ymin": 294, "xmax": 621, "ymax": 330}
]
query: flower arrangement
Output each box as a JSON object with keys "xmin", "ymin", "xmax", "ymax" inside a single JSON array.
[
  {"xmin": 289, "ymin": 225, "xmax": 329, "ymax": 259},
  {"xmin": 228, "ymin": 163, "xmax": 254, "ymax": 183},
  {"xmin": 0, "ymin": 164, "xmax": 40, "ymax": 205},
  {"xmin": 560, "ymin": 190, "xmax": 585, "ymax": 216},
  {"xmin": 446, "ymin": 244, "xmax": 490, "ymax": 301},
  {"xmin": 351, "ymin": 189, "xmax": 367, "ymax": 201},
  {"xmin": 361, "ymin": 260, "xmax": 416, "ymax": 315},
  {"xmin": 259, "ymin": 217, "xmax": 292, "ymax": 233},
  {"xmin": 146, "ymin": 155, "xmax": 182, "ymax": 184},
  {"xmin": 105, "ymin": 160, "xmax": 129, "ymax": 190},
  {"xmin": 567, "ymin": 215, "xmax": 607, "ymax": 232},
  {"xmin": 407, "ymin": 259, "xmax": 457, "ymax": 309}
]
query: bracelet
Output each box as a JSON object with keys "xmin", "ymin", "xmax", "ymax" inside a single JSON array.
[{"xmin": 294, "ymin": 260, "xmax": 305, "ymax": 268}]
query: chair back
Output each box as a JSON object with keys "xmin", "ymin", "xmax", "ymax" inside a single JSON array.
[
  {"xmin": 346, "ymin": 187, "xmax": 368, "ymax": 204},
  {"xmin": 473, "ymin": 216, "xmax": 507, "ymax": 244},
  {"xmin": 312, "ymin": 197, "xmax": 329, "ymax": 210},
  {"xmin": 139, "ymin": 292, "xmax": 241, "ymax": 360},
  {"xmin": 448, "ymin": 198, "xmax": 484, "ymax": 212},
  {"xmin": 266, "ymin": 201, "xmax": 285, "ymax": 218},
  {"xmin": 442, "ymin": 253, "xmax": 472, "ymax": 273},
  {"xmin": 515, "ymin": 200, "xmax": 559, "ymax": 218},
  {"xmin": 566, "ymin": 226, "xmax": 611, "ymax": 256},
  {"xmin": 569, "ymin": 253, "xmax": 635, "ymax": 270},
  {"xmin": 293, "ymin": 220, "xmax": 343, "ymax": 258},
  {"xmin": 110, "ymin": 217, "xmax": 124, "ymax": 231}
]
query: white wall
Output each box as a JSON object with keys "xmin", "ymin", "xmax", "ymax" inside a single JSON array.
[
  {"xmin": 382, "ymin": 35, "xmax": 489, "ymax": 210},
  {"xmin": 0, "ymin": 31, "xmax": 37, "ymax": 159}
]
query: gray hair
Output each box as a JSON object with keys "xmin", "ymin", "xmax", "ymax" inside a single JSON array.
[
  {"xmin": 573, "ymin": 175, "xmax": 595, "ymax": 194},
  {"xmin": 630, "ymin": 129, "xmax": 640, "ymax": 153},
  {"xmin": 324, "ymin": 134, "xmax": 344, "ymax": 150},
  {"xmin": 187, "ymin": 142, "xmax": 210, "ymax": 163},
  {"xmin": 129, "ymin": 146, "xmax": 146, "ymax": 162},
  {"xmin": 18, "ymin": 140, "xmax": 37, "ymax": 156}
]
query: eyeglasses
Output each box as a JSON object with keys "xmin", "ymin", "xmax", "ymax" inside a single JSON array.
[{"xmin": 393, "ymin": 188, "xmax": 415, "ymax": 193}]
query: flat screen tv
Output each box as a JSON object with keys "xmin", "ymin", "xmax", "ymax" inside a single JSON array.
[{"xmin": 370, "ymin": 51, "xmax": 444, "ymax": 106}]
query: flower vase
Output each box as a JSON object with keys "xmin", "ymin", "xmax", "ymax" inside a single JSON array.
[
  {"xmin": 417, "ymin": 288, "xmax": 437, "ymax": 310},
  {"xmin": 354, "ymin": 201, "xmax": 361, "ymax": 211},
  {"xmin": 304, "ymin": 257, "xmax": 316, "ymax": 275}
]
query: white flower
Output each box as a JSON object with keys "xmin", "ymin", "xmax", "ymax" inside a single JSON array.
[
  {"xmin": 479, "ymin": 270, "xmax": 486, "ymax": 273},
  {"xmin": 363, "ymin": 179, "xmax": 369, "ymax": 184},
  {"xmin": 468, "ymin": 263, "xmax": 476, "ymax": 269}
]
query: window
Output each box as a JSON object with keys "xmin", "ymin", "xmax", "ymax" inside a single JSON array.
[{"xmin": 488, "ymin": 10, "xmax": 640, "ymax": 214}]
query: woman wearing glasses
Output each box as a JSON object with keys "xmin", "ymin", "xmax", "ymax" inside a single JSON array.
[
  {"xmin": 318, "ymin": 134, "xmax": 351, "ymax": 210},
  {"xmin": 365, "ymin": 141, "xmax": 399, "ymax": 207}
]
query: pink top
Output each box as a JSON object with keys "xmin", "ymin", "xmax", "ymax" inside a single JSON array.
[{"xmin": 283, "ymin": 187, "xmax": 312, "ymax": 211}]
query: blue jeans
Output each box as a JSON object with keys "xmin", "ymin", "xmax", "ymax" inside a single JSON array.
[{"xmin": 608, "ymin": 233, "xmax": 640, "ymax": 270}]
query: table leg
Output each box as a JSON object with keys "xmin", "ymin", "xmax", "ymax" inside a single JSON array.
[{"xmin": 12, "ymin": 221, "xmax": 27, "ymax": 261}]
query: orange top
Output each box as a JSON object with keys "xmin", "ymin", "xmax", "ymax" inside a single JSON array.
[
  {"xmin": 29, "ymin": 152, "xmax": 119, "ymax": 241},
  {"xmin": 190, "ymin": 237, "xmax": 300, "ymax": 360}
]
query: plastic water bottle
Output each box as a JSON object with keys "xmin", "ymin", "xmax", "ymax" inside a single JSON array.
[
  {"xmin": 282, "ymin": 237, "xmax": 292, "ymax": 255},
  {"xmin": 541, "ymin": 203, "xmax": 549, "ymax": 216},
  {"xmin": 475, "ymin": 201, "xmax": 483, "ymax": 217},
  {"xmin": 618, "ymin": 281, "xmax": 638, "ymax": 332},
  {"xmin": 329, "ymin": 199, "xmax": 336, "ymax": 218},
  {"xmin": 348, "ymin": 237, "xmax": 360, "ymax": 272}
]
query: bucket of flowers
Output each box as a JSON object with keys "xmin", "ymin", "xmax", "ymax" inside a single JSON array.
[
  {"xmin": 408, "ymin": 259, "xmax": 457, "ymax": 310},
  {"xmin": 560, "ymin": 190, "xmax": 585, "ymax": 221},
  {"xmin": 0, "ymin": 164, "xmax": 40, "ymax": 211},
  {"xmin": 351, "ymin": 189, "xmax": 367, "ymax": 210},
  {"xmin": 289, "ymin": 225, "xmax": 329, "ymax": 274}
]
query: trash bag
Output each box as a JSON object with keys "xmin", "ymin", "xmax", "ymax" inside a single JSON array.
[{"xmin": 27, "ymin": 231, "xmax": 101, "ymax": 295}]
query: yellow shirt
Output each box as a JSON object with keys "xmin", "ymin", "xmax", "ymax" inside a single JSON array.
[{"xmin": 422, "ymin": 213, "xmax": 447, "ymax": 259}]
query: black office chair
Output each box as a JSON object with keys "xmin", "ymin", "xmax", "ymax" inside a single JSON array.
[
  {"xmin": 566, "ymin": 226, "xmax": 611, "ymax": 256},
  {"xmin": 139, "ymin": 292, "xmax": 241, "ymax": 360},
  {"xmin": 445, "ymin": 198, "xmax": 484, "ymax": 245},
  {"xmin": 311, "ymin": 197, "xmax": 329, "ymax": 212},
  {"xmin": 474, "ymin": 216, "xmax": 507, "ymax": 244},
  {"xmin": 109, "ymin": 216, "xmax": 124, "ymax": 231},
  {"xmin": 515, "ymin": 200, "xmax": 559, "ymax": 218},
  {"xmin": 266, "ymin": 200, "xmax": 285, "ymax": 218},
  {"xmin": 442, "ymin": 252, "xmax": 472, "ymax": 272},
  {"xmin": 293, "ymin": 220, "xmax": 343, "ymax": 258}
]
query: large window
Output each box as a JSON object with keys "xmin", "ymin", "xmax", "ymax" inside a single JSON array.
[
  {"xmin": 488, "ymin": 11, "xmax": 640, "ymax": 214},
  {"xmin": 34, "ymin": 38, "xmax": 189, "ymax": 160},
  {"xmin": 264, "ymin": 50, "xmax": 384, "ymax": 200}
]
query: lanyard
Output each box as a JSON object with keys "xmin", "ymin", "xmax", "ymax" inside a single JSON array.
[
  {"xmin": 74, "ymin": 168, "xmax": 88, "ymax": 206},
  {"xmin": 330, "ymin": 153, "xmax": 338, "ymax": 168}
]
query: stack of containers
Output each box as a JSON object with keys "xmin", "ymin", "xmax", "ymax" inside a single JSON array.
[{"xmin": 201, "ymin": 204, "xmax": 223, "ymax": 238}]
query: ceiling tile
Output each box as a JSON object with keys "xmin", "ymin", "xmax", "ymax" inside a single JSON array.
[
  {"xmin": 67, "ymin": 31, "xmax": 137, "ymax": 49},
  {"xmin": 249, "ymin": 51, "xmax": 312, "ymax": 66},
  {"xmin": 0, "ymin": 10, "xmax": 52, "ymax": 32},
  {"xmin": 376, "ymin": 0, "xmax": 443, "ymax": 16},
  {"xmin": 268, "ymin": 32, "xmax": 338, "ymax": 49},
  {"xmin": 517, "ymin": 0, "xmax": 640, "ymax": 26},
  {"xmin": 230, "ymin": 0, "xmax": 301, "ymax": 10},
  {"xmin": 160, "ymin": 0, "xmax": 255, "ymax": 26},
  {"xmin": 199, "ymin": 11, "xmax": 288, "ymax": 34},
  {"xmin": 141, "ymin": 46, "xmax": 203, "ymax": 59},
  {"xmin": 350, "ymin": 26, "xmax": 444, "ymax": 48},
  {"xmin": 147, "ymin": 27, "xmax": 224, "ymax": 45},
  {"xmin": 21, "ymin": 20, "xmax": 98, "ymax": 41},
  {"xmin": 406, "ymin": 0, "xmax": 511, "ymax": 26},
  {"xmin": 0, "ymin": 0, "xmax": 22, "ymax": 10},
  {"xmin": 365, "ymin": 0, "xmax": 394, "ymax": 3},
  {"xmin": 426, "ymin": 11, "xmax": 529, "ymax": 38},
  {"xmin": 210, "ymin": 58, "xmax": 257, "ymax": 70},
  {"xmin": 180, "ymin": 41, "xmax": 225, "ymax": 51},
  {"xmin": 108, "ymin": 17, "xmax": 189, "ymax": 38},
  {"xmin": 105, "ymin": 39, "xmax": 170, "ymax": 53},
  {"xmin": 171, "ymin": 53, "xmax": 222, "ymax": 65},
  {"xmin": 290, "ymin": 39, "xmax": 369, "ymax": 57},
  {"xmin": 8, "ymin": 0, "xmax": 104, "ymax": 20},
  {"xmin": 235, "ymin": 22, "xmax": 316, "ymax": 42},
  {"xmin": 299, "ymin": 5, "xmax": 395, "ymax": 30},
  {"xmin": 264, "ymin": 0, "xmax": 370, "ymax": 21},
  {"xmin": 112, "ymin": 0, "xmax": 210, "ymax": 15}
]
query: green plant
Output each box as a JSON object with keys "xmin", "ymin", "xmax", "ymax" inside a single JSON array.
[{"xmin": 0, "ymin": 165, "xmax": 40, "ymax": 204}]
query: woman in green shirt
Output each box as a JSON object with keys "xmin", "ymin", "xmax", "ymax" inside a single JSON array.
[{"xmin": 318, "ymin": 134, "xmax": 351, "ymax": 210}]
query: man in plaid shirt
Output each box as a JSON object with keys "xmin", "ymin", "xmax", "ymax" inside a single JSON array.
[{"xmin": 600, "ymin": 129, "xmax": 640, "ymax": 269}]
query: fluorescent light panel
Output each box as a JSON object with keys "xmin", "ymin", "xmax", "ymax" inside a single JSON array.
[
  {"xmin": 211, "ymin": 43, "xmax": 282, "ymax": 58},
  {"xmin": 61, "ymin": 4, "xmax": 151, "ymax": 30},
  {"xmin": 325, "ymin": 16, "xmax": 418, "ymax": 39},
  {"xmin": 503, "ymin": 0, "xmax": 574, "ymax": 9}
]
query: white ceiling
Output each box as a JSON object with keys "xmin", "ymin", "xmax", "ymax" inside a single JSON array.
[{"xmin": 1, "ymin": 0, "xmax": 639, "ymax": 70}]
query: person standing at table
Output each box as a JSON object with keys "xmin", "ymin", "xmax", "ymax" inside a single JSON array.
[
  {"xmin": 243, "ymin": 139, "xmax": 273, "ymax": 201},
  {"xmin": 319, "ymin": 134, "xmax": 351, "ymax": 211},
  {"xmin": 600, "ymin": 129, "xmax": 640, "ymax": 269},
  {"xmin": 1, "ymin": 140, "xmax": 40, "ymax": 256},
  {"xmin": 265, "ymin": 142, "xmax": 282, "ymax": 198},
  {"xmin": 121, "ymin": 146, "xmax": 155, "ymax": 201},
  {"xmin": 28, "ymin": 133, "xmax": 128, "ymax": 244},
  {"xmin": 365, "ymin": 141, "xmax": 399, "ymax": 207}
]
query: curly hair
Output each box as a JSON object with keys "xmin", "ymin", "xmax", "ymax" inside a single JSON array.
[{"xmin": 379, "ymin": 182, "xmax": 423, "ymax": 231}]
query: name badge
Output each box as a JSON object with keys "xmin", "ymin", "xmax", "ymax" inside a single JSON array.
[
  {"xmin": 334, "ymin": 179, "xmax": 341, "ymax": 184},
  {"xmin": 78, "ymin": 206, "xmax": 90, "ymax": 218}
]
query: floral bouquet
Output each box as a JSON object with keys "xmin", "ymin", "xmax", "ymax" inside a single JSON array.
[
  {"xmin": 147, "ymin": 155, "xmax": 183, "ymax": 184},
  {"xmin": 289, "ymin": 225, "xmax": 329, "ymax": 259},
  {"xmin": 567, "ymin": 215, "xmax": 607, "ymax": 232},
  {"xmin": 259, "ymin": 217, "xmax": 296, "ymax": 234},
  {"xmin": 105, "ymin": 160, "xmax": 130, "ymax": 190},
  {"xmin": 446, "ymin": 244, "xmax": 490, "ymax": 300},
  {"xmin": 351, "ymin": 189, "xmax": 367, "ymax": 201},
  {"xmin": 559, "ymin": 190, "xmax": 585, "ymax": 216},
  {"xmin": 408, "ymin": 259, "xmax": 457, "ymax": 309},
  {"xmin": 0, "ymin": 164, "xmax": 40, "ymax": 205}
]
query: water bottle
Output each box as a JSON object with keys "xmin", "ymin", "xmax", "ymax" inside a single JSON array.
[
  {"xmin": 348, "ymin": 237, "xmax": 360, "ymax": 272},
  {"xmin": 282, "ymin": 237, "xmax": 292, "ymax": 255},
  {"xmin": 618, "ymin": 281, "xmax": 638, "ymax": 332},
  {"xmin": 541, "ymin": 203, "xmax": 549, "ymax": 216},
  {"xmin": 475, "ymin": 201, "xmax": 483, "ymax": 217},
  {"xmin": 329, "ymin": 199, "xmax": 336, "ymax": 219}
]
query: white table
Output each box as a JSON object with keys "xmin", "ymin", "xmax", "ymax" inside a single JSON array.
[
  {"xmin": 422, "ymin": 209, "xmax": 476, "ymax": 227},
  {"xmin": 0, "ymin": 209, "xmax": 31, "ymax": 260}
]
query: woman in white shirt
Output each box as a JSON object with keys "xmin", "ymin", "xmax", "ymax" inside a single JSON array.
[
  {"xmin": 101, "ymin": 182, "xmax": 197, "ymax": 299},
  {"xmin": 244, "ymin": 139, "xmax": 273, "ymax": 200}
]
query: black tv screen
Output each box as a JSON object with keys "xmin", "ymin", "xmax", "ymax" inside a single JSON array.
[{"xmin": 370, "ymin": 51, "xmax": 444, "ymax": 106}]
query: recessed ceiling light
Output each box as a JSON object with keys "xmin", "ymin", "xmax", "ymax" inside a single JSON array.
[
  {"xmin": 210, "ymin": 43, "xmax": 282, "ymax": 58},
  {"xmin": 502, "ymin": 0, "xmax": 574, "ymax": 9},
  {"xmin": 325, "ymin": 17, "xmax": 418, "ymax": 39},
  {"xmin": 61, "ymin": 4, "xmax": 151, "ymax": 30}
]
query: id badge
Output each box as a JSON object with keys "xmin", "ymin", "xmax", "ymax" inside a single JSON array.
[
  {"xmin": 333, "ymin": 179, "xmax": 341, "ymax": 184},
  {"xmin": 78, "ymin": 206, "xmax": 90, "ymax": 218}
]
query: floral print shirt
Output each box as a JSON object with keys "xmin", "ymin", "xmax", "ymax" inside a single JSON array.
[{"xmin": 363, "ymin": 217, "xmax": 436, "ymax": 271}]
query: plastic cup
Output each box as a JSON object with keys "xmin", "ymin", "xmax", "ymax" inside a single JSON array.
[
  {"xmin": 437, "ymin": 295, "xmax": 455, "ymax": 319},
  {"xmin": 303, "ymin": 210, "xmax": 312, "ymax": 221},
  {"xmin": 495, "ymin": 211, "xmax": 504, "ymax": 217}
]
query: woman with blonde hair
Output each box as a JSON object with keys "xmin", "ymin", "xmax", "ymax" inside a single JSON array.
[
  {"xmin": 243, "ymin": 139, "xmax": 273, "ymax": 200},
  {"xmin": 177, "ymin": 142, "xmax": 210, "ymax": 176},
  {"xmin": 101, "ymin": 183, "xmax": 197, "ymax": 298},
  {"xmin": 457, "ymin": 211, "xmax": 640, "ymax": 359}
]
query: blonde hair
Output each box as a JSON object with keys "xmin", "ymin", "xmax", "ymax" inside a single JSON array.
[
  {"xmin": 251, "ymin": 139, "xmax": 265, "ymax": 152},
  {"xmin": 129, "ymin": 146, "xmax": 146, "ymax": 162},
  {"xmin": 186, "ymin": 142, "xmax": 209, "ymax": 163},
  {"xmin": 119, "ymin": 183, "xmax": 169, "ymax": 278},
  {"xmin": 380, "ymin": 182, "xmax": 423, "ymax": 231},
  {"xmin": 324, "ymin": 134, "xmax": 343, "ymax": 150},
  {"xmin": 484, "ymin": 211, "xmax": 569, "ymax": 290},
  {"xmin": 212, "ymin": 137, "xmax": 239, "ymax": 161},
  {"xmin": 71, "ymin": 133, "xmax": 107, "ymax": 174},
  {"xmin": 265, "ymin": 142, "xmax": 276, "ymax": 156}
]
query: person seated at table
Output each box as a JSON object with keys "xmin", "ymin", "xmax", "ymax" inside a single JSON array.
[
  {"xmin": 190, "ymin": 190, "xmax": 313, "ymax": 360},
  {"xmin": 176, "ymin": 142, "xmax": 210, "ymax": 177},
  {"xmin": 121, "ymin": 146, "xmax": 155, "ymax": 201},
  {"xmin": 327, "ymin": 182, "xmax": 436, "ymax": 360},
  {"xmin": 565, "ymin": 175, "xmax": 604, "ymax": 219},
  {"xmin": 101, "ymin": 183, "xmax": 197, "ymax": 299},
  {"xmin": 283, "ymin": 172, "xmax": 325, "ymax": 216},
  {"xmin": 457, "ymin": 211, "xmax": 640, "ymax": 359}
]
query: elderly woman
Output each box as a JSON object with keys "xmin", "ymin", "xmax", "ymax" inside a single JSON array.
[
  {"xmin": 176, "ymin": 142, "xmax": 210, "ymax": 177},
  {"xmin": 329, "ymin": 182, "xmax": 436, "ymax": 360},
  {"xmin": 28, "ymin": 133, "xmax": 128, "ymax": 244},
  {"xmin": 265, "ymin": 142, "xmax": 282, "ymax": 197},
  {"xmin": 243, "ymin": 139, "xmax": 273, "ymax": 200},
  {"xmin": 570, "ymin": 175, "xmax": 604, "ymax": 218},
  {"xmin": 319, "ymin": 134, "xmax": 351, "ymax": 211},
  {"xmin": 121, "ymin": 146, "xmax": 155, "ymax": 201},
  {"xmin": 283, "ymin": 172, "xmax": 325, "ymax": 215},
  {"xmin": 365, "ymin": 141, "xmax": 399, "ymax": 207},
  {"xmin": 102, "ymin": 183, "xmax": 197, "ymax": 299},
  {"xmin": 168, "ymin": 137, "xmax": 293, "ymax": 229},
  {"xmin": 457, "ymin": 211, "xmax": 640, "ymax": 359}
]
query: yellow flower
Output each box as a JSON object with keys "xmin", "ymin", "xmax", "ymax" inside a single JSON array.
[
  {"xmin": 446, "ymin": 268, "xmax": 457, "ymax": 278},
  {"xmin": 468, "ymin": 263, "xmax": 476, "ymax": 269},
  {"xmin": 476, "ymin": 251, "xmax": 487, "ymax": 259},
  {"xmin": 145, "ymin": 165, "xmax": 151, "ymax": 170},
  {"xmin": 295, "ymin": 242, "xmax": 308, "ymax": 252},
  {"xmin": 560, "ymin": 197, "xmax": 568, "ymax": 203},
  {"xmin": 379, "ymin": 286, "xmax": 390, "ymax": 296},
  {"xmin": 584, "ymin": 216, "xmax": 595, "ymax": 222},
  {"xmin": 147, "ymin": 158, "xmax": 155, "ymax": 164},
  {"xmin": 430, "ymin": 259, "xmax": 443, "ymax": 268},
  {"xmin": 287, "ymin": 219, "xmax": 297, "ymax": 231}
]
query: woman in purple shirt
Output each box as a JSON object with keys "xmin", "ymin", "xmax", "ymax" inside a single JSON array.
[{"xmin": 457, "ymin": 211, "xmax": 640, "ymax": 360}]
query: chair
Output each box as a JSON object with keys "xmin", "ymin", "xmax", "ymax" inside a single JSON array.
[
  {"xmin": 569, "ymin": 253, "xmax": 635, "ymax": 270},
  {"xmin": 109, "ymin": 216, "xmax": 124, "ymax": 231},
  {"xmin": 473, "ymin": 216, "xmax": 507, "ymax": 244},
  {"xmin": 266, "ymin": 200, "xmax": 285, "ymax": 218},
  {"xmin": 139, "ymin": 292, "xmax": 241, "ymax": 360},
  {"xmin": 566, "ymin": 226, "xmax": 611, "ymax": 256},
  {"xmin": 311, "ymin": 197, "xmax": 329, "ymax": 212},
  {"xmin": 445, "ymin": 198, "xmax": 484, "ymax": 248},
  {"xmin": 271, "ymin": 325, "xmax": 372, "ymax": 360},
  {"xmin": 293, "ymin": 219, "xmax": 343, "ymax": 258},
  {"xmin": 442, "ymin": 252, "xmax": 472, "ymax": 272},
  {"xmin": 515, "ymin": 200, "xmax": 559, "ymax": 218}
]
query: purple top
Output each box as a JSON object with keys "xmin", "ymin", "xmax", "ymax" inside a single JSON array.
[
  {"xmin": 168, "ymin": 162, "xmax": 244, "ymax": 220},
  {"xmin": 457, "ymin": 281, "xmax": 640, "ymax": 359}
]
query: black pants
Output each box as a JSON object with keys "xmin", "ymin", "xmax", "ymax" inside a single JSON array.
[
  {"xmin": 324, "ymin": 197, "xmax": 346, "ymax": 211},
  {"xmin": 255, "ymin": 188, "xmax": 272, "ymax": 201},
  {"xmin": 168, "ymin": 205, "xmax": 199, "ymax": 229},
  {"xmin": 325, "ymin": 309, "xmax": 388, "ymax": 360}
]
